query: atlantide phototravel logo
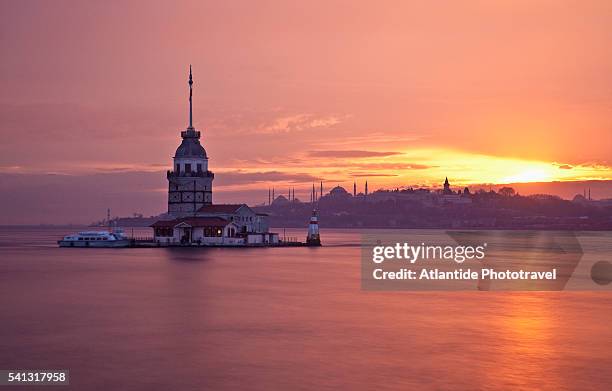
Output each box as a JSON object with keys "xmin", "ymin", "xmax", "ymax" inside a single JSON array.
[{"xmin": 361, "ymin": 231, "xmax": 612, "ymax": 291}]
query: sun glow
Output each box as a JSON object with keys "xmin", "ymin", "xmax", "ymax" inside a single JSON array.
[
  {"xmin": 216, "ymin": 147, "xmax": 612, "ymax": 194},
  {"xmin": 500, "ymin": 168, "xmax": 553, "ymax": 184}
]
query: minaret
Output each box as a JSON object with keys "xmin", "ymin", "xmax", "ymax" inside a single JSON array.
[
  {"xmin": 268, "ymin": 188, "xmax": 271, "ymax": 205},
  {"xmin": 365, "ymin": 181, "xmax": 368, "ymax": 196},
  {"xmin": 353, "ymin": 181, "xmax": 356, "ymax": 196},
  {"xmin": 320, "ymin": 181, "xmax": 323, "ymax": 199},
  {"xmin": 312, "ymin": 183, "xmax": 316, "ymax": 203}
]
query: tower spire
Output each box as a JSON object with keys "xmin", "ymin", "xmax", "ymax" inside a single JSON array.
[{"xmin": 188, "ymin": 65, "xmax": 193, "ymax": 129}]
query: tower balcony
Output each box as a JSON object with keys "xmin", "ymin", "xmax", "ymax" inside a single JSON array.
[{"xmin": 167, "ymin": 170, "xmax": 214, "ymax": 179}]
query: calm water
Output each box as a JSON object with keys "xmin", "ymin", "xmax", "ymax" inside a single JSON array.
[{"xmin": 0, "ymin": 226, "xmax": 611, "ymax": 390}]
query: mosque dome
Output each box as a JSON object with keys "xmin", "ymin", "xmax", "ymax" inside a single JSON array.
[
  {"xmin": 272, "ymin": 195, "xmax": 290, "ymax": 206},
  {"xmin": 175, "ymin": 137, "xmax": 207, "ymax": 159},
  {"xmin": 330, "ymin": 186, "xmax": 350, "ymax": 197},
  {"xmin": 572, "ymin": 194, "xmax": 587, "ymax": 203}
]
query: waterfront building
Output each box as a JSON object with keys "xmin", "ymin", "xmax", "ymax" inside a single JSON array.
[{"xmin": 152, "ymin": 204, "xmax": 276, "ymax": 245}]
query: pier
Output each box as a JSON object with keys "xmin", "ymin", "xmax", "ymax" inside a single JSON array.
[{"xmin": 127, "ymin": 237, "xmax": 308, "ymax": 248}]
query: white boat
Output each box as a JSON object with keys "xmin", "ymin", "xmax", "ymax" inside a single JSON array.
[{"xmin": 58, "ymin": 229, "xmax": 130, "ymax": 248}]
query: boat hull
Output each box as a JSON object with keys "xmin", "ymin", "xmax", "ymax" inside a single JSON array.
[{"xmin": 57, "ymin": 240, "xmax": 130, "ymax": 248}]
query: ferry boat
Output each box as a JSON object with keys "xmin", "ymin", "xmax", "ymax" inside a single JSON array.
[{"xmin": 58, "ymin": 229, "xmax": 130, "ymax": 248}]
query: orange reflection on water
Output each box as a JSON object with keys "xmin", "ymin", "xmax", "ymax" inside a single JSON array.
[{"xmin": 484, "ymin": 294, "xmax": 563, "ymax": 391}]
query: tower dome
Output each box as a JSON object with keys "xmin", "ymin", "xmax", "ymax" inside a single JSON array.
[{"xmin": 174, "ymin": 136, "xmax": 207, "ymax": 158}]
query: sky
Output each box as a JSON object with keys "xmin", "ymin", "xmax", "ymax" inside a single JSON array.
[{"xmin": 1, "ymin": 0, "xmax": 612, "ymax": 224}]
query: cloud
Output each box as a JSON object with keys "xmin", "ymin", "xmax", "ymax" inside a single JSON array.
[
  {"xmin": 215, "ymin": 170, "xmax": 320, "ymax": 186},
  {"xmin": 349, "ymin": 172, "xmax": 399, "ymax": 177},
  {"xmin": 226, "ymin": 157, "xmax": 306, "ymax": 167},
  {"xmin": 554, "ymin": 161, "xmax": 612, "ymax": 171},
  {"xmin": 311, "ymin": 132, "xmax": 424, "ymax": 148},
  {"xmin": 308, "ymin": 150, "xmax": 403, "ymax": 158},
  {"xmin": 576, "ymin": 162, "xmax": 612, "ymax": 170},
  {"xmin": 256, "ymin": 114, "xmax": 344, "ymax": 134},
  {"xmin": 557, "ymin": 164, "xmax": 573, "ymax": 170},
  {"xmin": 308, "ymin": 116, "xmax": 342, "ymax": 128},
  {"xmin": 353, "ymin": 162, "xmax": 434, "ymax": 170}
]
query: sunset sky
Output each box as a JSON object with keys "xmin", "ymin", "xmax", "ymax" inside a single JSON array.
[{"xmin": 2, "ymin": 0, "xmax": 612, "ymax": 224}]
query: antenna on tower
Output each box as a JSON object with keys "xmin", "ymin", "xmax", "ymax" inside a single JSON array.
[{"xmin": 188, "ymin": 65, "xmax": 194, "ymax": 129}]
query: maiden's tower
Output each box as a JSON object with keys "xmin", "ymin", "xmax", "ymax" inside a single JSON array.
[{"xmin": 167, "ymin": 66, "xmax": 214, "ymax": 217}]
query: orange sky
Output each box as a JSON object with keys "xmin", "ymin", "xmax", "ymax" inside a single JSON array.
[{"xmin": 1, "ymin": 1, "xmax": 612, "ymax": 223}]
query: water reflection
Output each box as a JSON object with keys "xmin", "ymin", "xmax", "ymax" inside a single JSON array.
[
  {"xmin": 484, "ymin": 294, "xmax": 562, "ymax": 390},
  {"xmin": 162, "ymin": 247, "xmax": 213, "ymax": 263}
]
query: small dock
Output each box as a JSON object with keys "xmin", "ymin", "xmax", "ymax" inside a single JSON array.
[{"xmin": 127, "ymin": 237, "xmax": 310, "ymax": 248}]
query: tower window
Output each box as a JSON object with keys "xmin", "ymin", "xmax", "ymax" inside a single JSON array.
[
  {"xmin": 197, "ymin": 163, "xmax": 202, "ymax": 172},
  {"xmin": 176, "ymin": 164, "xmax": 180, "ymax": 173},
  {"xmin": 185, "ymin": 164, "xmax": 192, "ymax": 173}
]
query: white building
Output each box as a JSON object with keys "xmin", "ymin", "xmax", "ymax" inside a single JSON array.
[{"xmin": 151, "ymin": 206, "xmax": 278, "ymax": 246}]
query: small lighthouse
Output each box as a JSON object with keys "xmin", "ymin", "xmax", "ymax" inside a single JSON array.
[{"xmin": 306, "ymin": 209, "xmax": 321, "ymax": 246}]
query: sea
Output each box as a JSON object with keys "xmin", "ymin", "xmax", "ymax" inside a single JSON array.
[{"xmin": 0, "ymin": 226, "xmax": 611, "ymax": 390}]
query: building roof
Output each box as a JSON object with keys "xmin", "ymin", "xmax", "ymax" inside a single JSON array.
[
  {"xmin": 197, "ymin": 204, "xmax": 247, "ymax": 214},
  {"xmin": 151, "ymin": 216, "xmax": 229, "ymax": 228},
  {"xmin": 175, "ymin": 137, "xmax": 208, "ymax": 159}
]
